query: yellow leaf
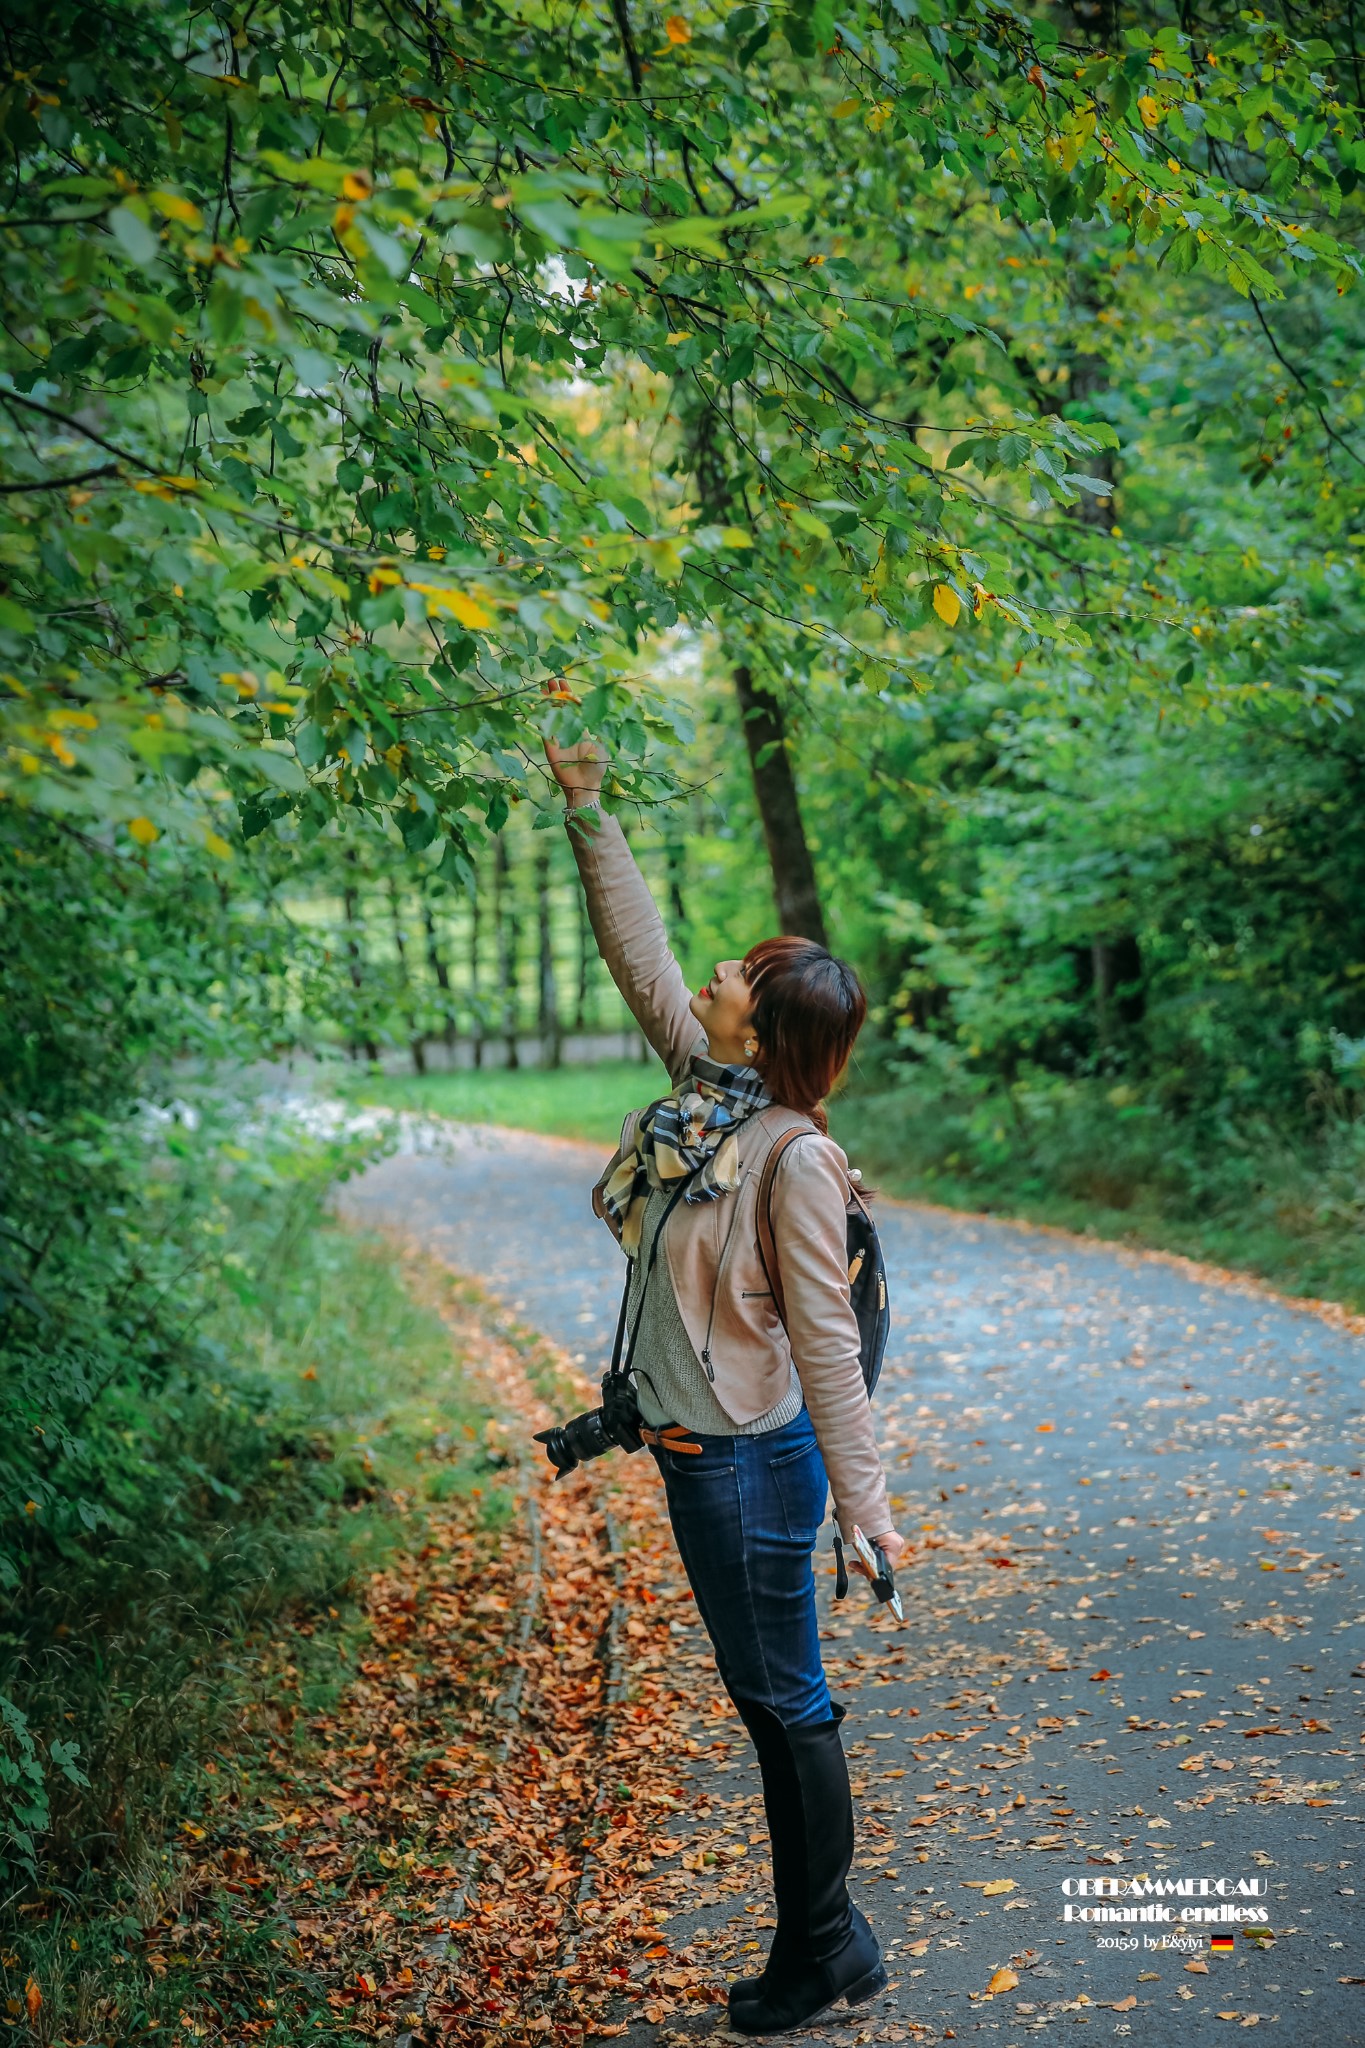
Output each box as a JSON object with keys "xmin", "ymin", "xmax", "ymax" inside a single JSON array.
[
  {"xmin": 832, "ymin": 96, "xmax": 862, "ymax": 118},
  {"xmin": 982, "ymin": 1878, "xmax": 1016, "ymax": 1896},
  {"xmin": 24, "ymin": 1981, "xmax": 40, "ymax": 2024},
  {"xmin": 127, "ymin": 817, "xmax": 159, "ymax": 847},
  {"xmin": 408, "ymin": 581, "xmax": 495, "ymax": 628},
  {"xmin": 664, "ymin": 14, "xmax": 691, "ymax": 41},
  {"xmin": 646, "ymin": 537, "xmax": 685, "ymax": 580},
  {"xmin": 1137, "ymin": 94, "xmax": 1161, "ymax": 128},
  {"xmin": 933, "ymin": 583, "xmax": 961, "ymax": 627},
  {"xmin": 342, "ymin": 170, "xmax": 374, "ymax": 200},
  {"xmin": 986, "ymin": 1967, "xmax": 1018, "ymax": 1996},
  {"xmin": 204, "ymin": 832, "xmax": 233, "ymax": 860},
  {"xmin": 867, "ymin": 101, "xmax": 893, "ymax": 131},
  {"xmin": 151, "ymin": 189, "xmax": 204, "ymax": 229}
]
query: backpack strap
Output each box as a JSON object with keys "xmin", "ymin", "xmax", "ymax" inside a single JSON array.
[
  {"xmin": 754, "ymin": 1121, "xmax": 812, "ymax": 1334},
  {"xmin": 755, "ymin": 1117, "xmax": 872, "ymax": 1332}
]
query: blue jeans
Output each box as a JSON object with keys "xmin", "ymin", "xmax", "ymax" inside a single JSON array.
[{"xmin": 649, "ymin": 1406, "xmax": 833, "ymax": 1726}]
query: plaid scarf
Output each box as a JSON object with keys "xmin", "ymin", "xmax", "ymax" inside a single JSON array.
[{"xmin": 600, "ymin": 1055, "xmax": 772, "ymax": 1258}]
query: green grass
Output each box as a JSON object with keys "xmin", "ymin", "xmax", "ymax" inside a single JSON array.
[
  {"xmin": 2, "ymin": 1200, "xmax": 518, "ymax": 2044},
  {"xmin": 830, "ymin": 1085, "xmax": 1365, "ymax": 1314},
  {"xmin": 349, "ymin": 1054, "xmax": 669, "ymax": 1147}
]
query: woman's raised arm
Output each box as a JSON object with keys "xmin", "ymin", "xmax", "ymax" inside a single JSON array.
[{"xmin": 544, "ymin": 728, "xmax": 703, "ymax": 1085}]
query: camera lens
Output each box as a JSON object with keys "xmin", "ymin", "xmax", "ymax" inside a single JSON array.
[
  {"xmin": 534, "ymin": 1423, "xmax": 579, "ymax": 1476},
  {"xmin": 535, "ymin": 1405, "xmax": 614, "ymax": 1476}
]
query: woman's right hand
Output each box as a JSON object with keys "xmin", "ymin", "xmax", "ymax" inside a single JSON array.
[{"xmin": 542, "ymin": 692, "xmax": 608, "ymax": 808}]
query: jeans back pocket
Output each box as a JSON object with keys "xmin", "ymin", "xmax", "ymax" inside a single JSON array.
[{"xmin": 768, "ymin": 1438, "xmax": 828, "ymax": 1543}]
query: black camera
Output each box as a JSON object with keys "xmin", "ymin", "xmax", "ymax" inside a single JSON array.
[{"xmin": 534, "ymin": 1374, "xmax": 645, "ymax": 1477}]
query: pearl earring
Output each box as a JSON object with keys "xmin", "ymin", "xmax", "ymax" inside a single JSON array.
[{"xmin": 744, "ymin": 1038, "xmax": 758, "ymax": 1059}]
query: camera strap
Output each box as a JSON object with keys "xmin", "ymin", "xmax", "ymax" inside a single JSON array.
[{"xmin": 606, "ymin": 1173, "xmax": 694, "ymax": 1387}]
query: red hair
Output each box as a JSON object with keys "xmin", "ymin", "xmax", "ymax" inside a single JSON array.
[{"xmin": 742, "ymin": 937, "xmax": 867, "ymax": 1134}]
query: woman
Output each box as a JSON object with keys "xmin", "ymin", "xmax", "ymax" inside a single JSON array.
[{"xmin": 545, "ymin": 727, "xmax": 905, "ymax": 2036}]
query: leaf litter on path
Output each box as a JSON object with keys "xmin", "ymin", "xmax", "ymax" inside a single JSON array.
[{"xmin": 168, "ymin": 1253, "xmax": 736, "ymax": 2044}]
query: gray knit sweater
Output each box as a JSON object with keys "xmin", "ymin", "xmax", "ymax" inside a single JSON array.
[{"xmin": 627, "ymin": 1185, "xmax": 803, "ymax": 1435}]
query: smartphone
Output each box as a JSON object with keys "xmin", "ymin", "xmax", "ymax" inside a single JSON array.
[{"xmin": 851, "ymin": 1524, "xmax": 904, "ymax": 1621}]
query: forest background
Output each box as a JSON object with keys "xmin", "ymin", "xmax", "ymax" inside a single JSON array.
[{"xmin": 2, "ymin": 0, "xmax": 1364, "ymax": 2031}]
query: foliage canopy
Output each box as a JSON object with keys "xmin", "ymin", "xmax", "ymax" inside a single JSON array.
[{"xmin": 2, "ymin": 0, "xmax": 1360, "ymax": 862}]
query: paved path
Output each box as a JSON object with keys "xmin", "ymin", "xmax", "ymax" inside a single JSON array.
[{"xmin": 342, "ymin": 1122, "xmax": 1365, "ymax": 2046}]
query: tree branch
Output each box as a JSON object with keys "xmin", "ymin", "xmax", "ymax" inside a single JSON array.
[{"xmin": 0, "ymin": 464, "xmax": 119, "ymax": 495}]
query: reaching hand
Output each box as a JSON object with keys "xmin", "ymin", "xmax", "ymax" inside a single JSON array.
[{"xmin": 542, "ymin": 686, "xmax": 608, "ymax": 806}]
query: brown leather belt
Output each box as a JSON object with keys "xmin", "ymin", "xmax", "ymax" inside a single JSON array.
[{"xmin": 639, "ymin": 1422, "xmax": 703, "ymax": 1454}]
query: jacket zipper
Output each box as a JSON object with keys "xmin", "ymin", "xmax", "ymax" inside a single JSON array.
[{"xmin": 700, "ymin": 1194, "xmax": 748, "ymax": 1379}]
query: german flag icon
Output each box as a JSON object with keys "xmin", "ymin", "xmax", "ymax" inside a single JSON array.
[{"xmin": 1210, "ymin": 1933, "xmax": 1235, "ymax": 1953}]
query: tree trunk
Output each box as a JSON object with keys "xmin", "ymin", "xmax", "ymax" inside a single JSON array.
[
  {"xmin": 469, "ymin": 874, "xmax": 484, "ymax": 1069},
  {"xmin": 389, "ymin": 877, "xmax": 425, "ymax": 1074},
  {"xmin": 574, "ymin": 879, "xmax": 593, "ymax": 1034},
  {"xmin": 733, "ymin": 664, "xmax": 829, "ymax": 946},
  {"xmin": 535, "ymin": 842, "xmax": 562, "ymax": 1069},
  {"xmin": 422, "ymin": 898, "xmax": 455, "ymax": 1049},
  {"xmin": 683, "ymin": 395, "xmax": 829, "ymax": 949},
  {"xmin": 665, "ymin": 827, "xmax": 687, "ymax": 931},
  {"xmin": 1092, "ymin": 934, "xmax": 1145, "ymax": 1041},
  {"xmin": 494, "ymin": 834, "xmax": 519, "ymax": 1069},
  {"xmin": 1067, "ymin": 277, "xmax": 1117, "ymax": 533},
  {"xmin": 343, "ymin": 854, "xmax": 378, "ymax": 1063}
]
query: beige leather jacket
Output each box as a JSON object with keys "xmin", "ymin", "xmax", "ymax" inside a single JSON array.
[{"xmin": 567, "ymin": 808, "xmax": 893, "ymax": 1541}]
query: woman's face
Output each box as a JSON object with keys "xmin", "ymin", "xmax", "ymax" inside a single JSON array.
[{"xmin": 689, "ymin": 957, "xmax": 759, "ymax": 1066}]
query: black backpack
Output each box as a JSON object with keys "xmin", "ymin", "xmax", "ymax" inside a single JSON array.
[{"xmin": 754, "ymin": 1123, "xmax": 890, "ymax": 1401}]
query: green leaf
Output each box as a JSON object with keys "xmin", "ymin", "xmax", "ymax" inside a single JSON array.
[
  {"xmin": 293, "ymin": 720, "xmax": 327, "ymax": 768},
  {"xmin": 108, "ymin": 204, "xmax": 161, "ymax": 269},
  {"xmin": 250, "ymin": 748, "xmax": 309, "ymax": 793}
]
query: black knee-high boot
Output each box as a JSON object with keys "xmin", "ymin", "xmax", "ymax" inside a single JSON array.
[
  {"xmin": 727, "ymin": 1700, "xmax": 885, "ymax": 2034},
  {"xmin": 728, "ymin": 1696, "xmax": 807, "ymax": 2001}
]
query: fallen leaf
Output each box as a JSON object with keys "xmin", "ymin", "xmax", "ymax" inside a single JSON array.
[
  {"xmin": 1110, "ymin": 1995, "xmax": 1137, "ymax": 2011},
  {"xmin": 982, "ymin": 1878, "xmax": 1016, "ymax": 1896},
  {"xmin": 986, "ymin": 1967, "xmax": 1019, "ymax": 1996},
  {"xmin": 24, "ymin": 1982, "xmax": 40, "ymax": 2024},
  {"xmin": 1185, "ymin": 1959, "xmax": 1209, "ymax": 1975}
]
